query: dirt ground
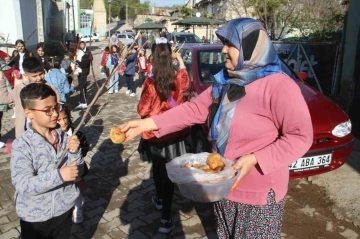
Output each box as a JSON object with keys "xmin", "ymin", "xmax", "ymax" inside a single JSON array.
[{"xmin": 282, "ymin": 178, "xmax": 360, "ymax": 239}]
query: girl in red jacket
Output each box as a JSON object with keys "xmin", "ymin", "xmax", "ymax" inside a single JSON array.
[{"xmin": 100, "ymin": 46, "xmax": 110, "ymax": 77}]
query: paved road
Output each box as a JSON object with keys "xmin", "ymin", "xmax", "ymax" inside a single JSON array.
[{"xmin": 0, "ymin": 39, "xmax": 360, "ymax": 239}]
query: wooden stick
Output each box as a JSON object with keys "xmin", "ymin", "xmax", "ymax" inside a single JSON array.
[
  {"xmin": 5, "ymin": 33, "xmax": 9, "ymax": 56},
  {"xmin": 89, "ymin": 17, "xmax": 99, "ymax": 88},
  {"xmin": 25, "ymin": 28, "xmax": 38, "ymax": 43},
  {"xmin": 55, "ymin": 32, "xmax": 141, "ymax": 169}
]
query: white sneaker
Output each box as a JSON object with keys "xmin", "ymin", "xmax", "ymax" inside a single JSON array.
[
  {"xmin": 0, "ymin": 142, "xmax": 5, "ymax": 149},
  {"xmin": 115, "ymin": 89, "xmax": 119, "ymax": 93},
  {"xmin": 126, "ymin": 90, "xmax": 131, "ymax": 95},
  {"xmin": 108, "ymin": 90, "xmax": 114, "ymax": 94},
  {"xmin": 75, "ymin": 103, "xmax": 87, "ymax": 109},
  {"xmin": 11, "ymin": 113, "xmax": 15, "ymax": 119},
  {"xmin": 130, "ymin": 93, "xmax": 136, "ymax": 97}
]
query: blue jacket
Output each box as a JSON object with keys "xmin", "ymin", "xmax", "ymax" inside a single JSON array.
[
  {"xmin": 125, "ymin": 51, "xmax": 138, "ymax": 75},
  {"xmin": 106, "ymin": 53, "xmax": 121, "ymax": 73},
  {"xmin": 11, "ymin": 124, "xmax": 84, "ymax": 222},
  {"xmin": 45, "ymin": 68, "xmax": 74, "ymax": 102}
]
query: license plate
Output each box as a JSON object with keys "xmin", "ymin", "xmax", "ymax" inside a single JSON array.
[{"xmin": 289, "ymin": 154, "xmax": 332, "ymax": 172}]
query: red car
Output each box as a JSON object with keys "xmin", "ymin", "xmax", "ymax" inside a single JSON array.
[
  {"xmin": 180, "ymin": 44, "xmax": 354, "ymax": 179},
  {"xmin": 0, "ymin": 50, "xmax": 15, "ymax": 87}
]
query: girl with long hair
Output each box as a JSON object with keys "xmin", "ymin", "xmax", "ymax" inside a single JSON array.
[
  {"xmin": 137, "ymin": 38, "xmax": 190, "ymax": 233},
  {"xmin": 57, "ymin": 105, "xmax": 89, "ymax": 224},
  {"xmin": 34, "ymin": 42, "xmax": 51, "ymax": 72},
  {"xmin": 137, "ymin": 48, "xmax": 147, "ymax": 87},
  {"xmin": 106, "ymin": 45, "xmax": 120, "ymax": 93}
]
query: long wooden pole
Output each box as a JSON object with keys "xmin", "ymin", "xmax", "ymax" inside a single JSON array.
[
  {"xmin": 89, "ymin": 15, "xmax": 99, "ymax": 88},
  {"xmin": 55, "ymin": 32, "xmax": 141, "ymax": 169}
]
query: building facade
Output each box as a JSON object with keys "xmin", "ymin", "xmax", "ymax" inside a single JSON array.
[{"xmin": 0, "ymin": 0, "xmax": 52, "ymax": 51}]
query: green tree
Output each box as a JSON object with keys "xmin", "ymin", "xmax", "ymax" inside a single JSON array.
[
  {"xmin": 176, "ymin": 6, "xmax": 195, "ymax": 17},
  {"xmin": 103, "ymin": 0, "xmax": 150, "ymax": 21},
  {"xmin": 80, "ymin": 0, "xmax": 93, "ymax": 9},
  {"xmin": 288, "ymin": 0, "xmax": 345, "ymax": 41},
  {"xmin": 226, "ymin": 0, "xmax": 345, "ymax": 40}
]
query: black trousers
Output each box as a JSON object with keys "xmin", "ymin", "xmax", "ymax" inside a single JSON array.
[
  {"xmin": 138, "ymin": 72, "xmax": 145, "ymax": 85},
  {"xmin": 78, "ymin": 68, "xmax": 89, "ymax": 104},
  {"xmin": 125, "ymin": 74, "xmax": 135, "ymax": 93},
  {"xmin": 20, "ymin": 208, "xmax": 73, "ymax": 239},
  {"xmin": 152, "ymin": 157, "xmax": 174, "ymax": 221},
  {"xmin": 145, "ymin": 140, "xmax": 179, "ymax": 221}
]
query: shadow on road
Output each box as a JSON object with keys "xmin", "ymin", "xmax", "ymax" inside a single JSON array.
[
  {"xmin": 76, "ymin": 139, "xmax": 127, "ymax": 238},
  {"xmin": 119, "ymin": 161, "xmax": 218, "ymax": 238}
]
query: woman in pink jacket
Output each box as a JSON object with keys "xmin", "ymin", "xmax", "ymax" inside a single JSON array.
[{"xmin": 119, "ymin": 18, "xmax": 313, "ymax": 238}]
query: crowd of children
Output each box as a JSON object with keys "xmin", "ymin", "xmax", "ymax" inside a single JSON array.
[
  {"xmin": 99, "ymin": 43, "xmax": 152, "ymax": 96},
  {"xmin": 0, "ymin": 37, "xmax": 95, "ymax": 238},
  {"xmin": 0, "ymin": 35, "xmax": 157, "ymax": 237}
]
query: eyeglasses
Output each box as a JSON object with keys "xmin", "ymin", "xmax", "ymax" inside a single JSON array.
[{"xmin": 29, "ymin": 104, "xmax": 63, "ymax": 116}]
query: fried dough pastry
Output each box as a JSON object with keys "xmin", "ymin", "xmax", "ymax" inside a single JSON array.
[
  {"xmin": 184, "ymin": 154, "xmax": 225, "ymax": 173},
  {"xmin": 110, "ymin": 127, "xmax": 126, "ymax": 144},
  {"xmin": 206, "ymin": 153, "xmax": 225, "ymax": 170}
]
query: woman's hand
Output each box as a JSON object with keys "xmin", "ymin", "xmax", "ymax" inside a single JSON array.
[
  {"xmin": 231, "ymin": 154, "xmax": 258, "ymax": 191},
  {"xmin": 119, "ymin": 118, "xmax": 158, "ymax": 142}
]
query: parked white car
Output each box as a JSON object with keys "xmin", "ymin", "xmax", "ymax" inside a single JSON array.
[
  {"xmin": 81, "ymin": 34, "xmax": 99, "ymax": 42},
  {"xmin": 117, "ymin": 33, "xmax": 134, "ymax": 46}
]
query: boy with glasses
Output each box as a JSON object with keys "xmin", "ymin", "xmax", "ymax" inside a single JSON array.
[{"xmin": 11, "ymin": 83, "xmax": 84, "ymax": 239}]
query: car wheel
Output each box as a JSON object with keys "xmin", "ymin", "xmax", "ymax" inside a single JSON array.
[{"xmin": 193, "ymin": 128, "xmax": 211, "ymax": 153}]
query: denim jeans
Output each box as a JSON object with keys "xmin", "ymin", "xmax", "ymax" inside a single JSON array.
[
  {"xmin": 108, "ymin": 67, "xmax": 119, "ymax": 92},
  {"xmin": 125, "ymin": 74, "xmax": 135, "ymax": 93}
]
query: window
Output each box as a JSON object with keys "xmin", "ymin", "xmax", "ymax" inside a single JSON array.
[
  {"xmin": 80, "ymin": 13, "xmax": 91, "ymax": 28},
  {"xmin": 172, "ymin": 34, "xmax": 202, "ymax": 43},
  {"xmin": 180, "ymin": 49, "xmax": 192, "ymax": 75},
  {"xmin": 118, "ymin": 34, "xmax": 126, "ymax": 39},
  {"xmin": 197, "ymin": 50, "xmax": 225, "ymax": 84}
]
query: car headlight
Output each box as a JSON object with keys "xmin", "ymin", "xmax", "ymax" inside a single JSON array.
[{"xmin": 332, "ymin": 120, "xmax": 352, "ymax": 137}]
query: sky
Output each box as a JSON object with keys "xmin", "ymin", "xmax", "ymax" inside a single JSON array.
[{"xmin": 141, "ymin": 0, "xmax": 185, "ymax": 7}]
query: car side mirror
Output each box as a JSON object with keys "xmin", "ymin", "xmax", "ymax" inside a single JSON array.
[{"xmin": 297, "ymin": 72, "xmax": 307, "ymax": 81}]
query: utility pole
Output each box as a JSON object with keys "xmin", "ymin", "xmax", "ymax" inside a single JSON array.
[
  {"xmin": 36, "ymin": 0, "xmax": 44, "ymax": 42},
  {"xmin": 126, "ymin": 1, "xmax": 128, "ymax": 24},
  {"xmin": 108, "ymin": 0, "xmax": 112, "ymax": 38}
]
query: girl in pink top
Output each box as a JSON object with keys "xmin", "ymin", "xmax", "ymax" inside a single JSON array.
[
  {"xmin": 137, "ymin": 48, "xmax": 147, "ymax": 87},
  {"xmin": 119, "ymin": 18, "xmax": 313, "ymax": 238}
]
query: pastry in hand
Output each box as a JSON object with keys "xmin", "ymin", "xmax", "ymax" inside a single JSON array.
[
  {"xmin": 206, "ymin": 153, "xmax": 225, "ymax": 170},
  {"xmin": 110, "ymin": 127, "xmax": 126, "ymax": 144}
]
